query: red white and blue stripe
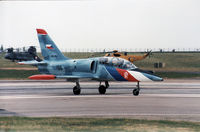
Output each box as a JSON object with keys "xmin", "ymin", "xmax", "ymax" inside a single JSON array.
[{"xmin": 105, "ymin": 66, "xmax": 162, "ymax": 82}]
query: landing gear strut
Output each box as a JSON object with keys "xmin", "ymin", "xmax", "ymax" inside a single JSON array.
[
  {"xmin": 133, "ymin": 82, "xmax": 140, "ymax": 96},
  {"xmin": 98, "ymin": 81, "xmax": 109, "ymax": 94},
  {"xmin": 73, "ymin": 81, "xmax": 81, "ymax": 95}
]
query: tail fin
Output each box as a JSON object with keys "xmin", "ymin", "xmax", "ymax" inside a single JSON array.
[{"xmin": 36, "ymin": 29, "xmax": 70, "ymax": 61}]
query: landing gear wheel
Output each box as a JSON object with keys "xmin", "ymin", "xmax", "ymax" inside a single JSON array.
[
  {"xmin": 73, "ymin": 86, "xmax": 81, "ymax": 95},
  {"xmin": 132, "ymin": 82, "xmax": 140, "ymax": 96},
  {"xmin": 99, "ymin": 85, "xmax": 106, "ymax": 94},
  {"xmin": 133, "ymin": 89, "xmax": 139, "ymax": 96}
]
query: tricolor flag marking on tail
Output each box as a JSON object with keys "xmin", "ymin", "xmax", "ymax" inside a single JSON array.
[{"xmin": 46, "ymin": 44, "xmax": 54, "ymax": 49}]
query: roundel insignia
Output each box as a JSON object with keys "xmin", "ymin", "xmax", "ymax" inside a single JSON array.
[{"xmin": 124, "ymin": 72, "xmax": 129, "ymax": 79}]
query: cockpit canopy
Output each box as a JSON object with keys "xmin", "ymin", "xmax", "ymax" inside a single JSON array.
[{"xmin": 99, "ymin": 57, "xmax": 137, "ymax": 69}]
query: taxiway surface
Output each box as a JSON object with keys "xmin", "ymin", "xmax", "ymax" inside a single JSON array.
[{"xmin": 0, "ymin": 79, "xmax": 200, "ymax": 121}]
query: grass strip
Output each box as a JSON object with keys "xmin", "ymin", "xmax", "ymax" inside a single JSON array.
[
  {"xmin": 0, "ymin": 117, "xmax": 200, "ymax": 132},
  {"xmin": 0, "ymin": 70, "xmax": 39, "ymax": 79},
  {"xmin": 155, "ymin": 71, "xmax": 200, "ymax": 79},
  {"xmin": 0, "ymin": 70, "xmax": 200, "ymax": 79}
]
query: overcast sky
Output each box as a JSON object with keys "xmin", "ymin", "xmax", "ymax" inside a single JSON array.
[{"xmin": 0, "ymin": 0, "xmax": 200, "ymax": 51}]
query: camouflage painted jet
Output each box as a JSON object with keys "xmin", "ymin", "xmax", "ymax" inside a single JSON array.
[
  {"xmin": 4, "ymin": 46, "xmax": 42, "ymax": 62},
  {"xmin": 19, "ymin": 29, "xmax": 163, "ymax": 96}
]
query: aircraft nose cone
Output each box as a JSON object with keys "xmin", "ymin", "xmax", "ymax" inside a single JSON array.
[
  {"xmin": 157, "ymin": 77, "xmax": 163, "ymax": 81},
  {"xmin": 143, "ymin": 73, "xmax": 163, "ymax": 81},
  {"xmin": 152, "ymin": 75, "xmax": 163, "ymax": 81}
]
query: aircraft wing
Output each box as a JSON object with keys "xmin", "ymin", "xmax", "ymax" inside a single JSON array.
[
  {"xmin": 28, "ymin": 74, "xmax": 94, "ymax": 80},
  {"xmin": 56, "ymin": 75, "xmax": 94, "ymax": 79},
  {"xmin": 18, "ymin": 60, "xmax": 47, "ymax": 65}
]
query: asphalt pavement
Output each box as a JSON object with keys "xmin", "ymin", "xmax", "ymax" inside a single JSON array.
[{"xmin": 0, "ymin": 79, "xmax": 200, "ymax": 122}]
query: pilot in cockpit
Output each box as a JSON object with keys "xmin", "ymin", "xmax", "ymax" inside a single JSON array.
[{"xmin": 99, "ymin": 57, "xmax": 137, "ymax": 70}]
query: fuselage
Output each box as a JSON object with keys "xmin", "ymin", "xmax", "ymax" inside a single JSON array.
[{"xmin": 37, "ymin": 57, "xmax": 163, "ymax": 82}]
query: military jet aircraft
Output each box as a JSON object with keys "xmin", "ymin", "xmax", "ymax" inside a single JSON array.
[
  {"xmin": 19, "ymin": 29, "xmax": 163, "ymax": 96},
  {"xmin": 105, "ymin": 50, "xmax": 151, "ymax": 63},
  {"xmin": 4, "ymin": 46, "xmax": 42, "ymax": 62}
]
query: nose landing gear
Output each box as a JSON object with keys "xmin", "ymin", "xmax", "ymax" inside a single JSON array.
[{"xmin": 133, "ymin": 82, "xmax": 140, "ymax": 96}]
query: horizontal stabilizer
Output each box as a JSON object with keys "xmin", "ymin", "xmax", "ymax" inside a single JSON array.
[{"xmin": 18, "ymin": 60, "xmax": 47, "ymax": 65}]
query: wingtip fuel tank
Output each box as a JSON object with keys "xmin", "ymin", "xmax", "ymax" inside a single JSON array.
[{"xmin": 28, "ymin": 74, "xmax": 55, "ymax": 80}]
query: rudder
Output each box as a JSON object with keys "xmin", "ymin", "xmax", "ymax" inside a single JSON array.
[{"xmin": 36, "ymin": 29, "xmax": 69, "ymax": 61}]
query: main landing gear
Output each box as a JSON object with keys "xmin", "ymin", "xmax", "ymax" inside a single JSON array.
[
  {"xmin": 98, "ymin": 81, "xmax": 109, "ymax": 94},
  {"xmin": 133, "ymin": 82, "xmax": 140, "ymax": 96},
  {"xmin": 73, "ymin": 81, "xmax": 81, "ymax": 95},
  {"xmin": 72, "ymin": 80, "xmax": 109, "ymax": 95}
]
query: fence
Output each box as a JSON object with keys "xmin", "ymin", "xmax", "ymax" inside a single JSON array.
[
  {"xmin": 1, "ymin": 45, "xmax": 200, "ymax": 53},
  {"xmin": 60, "ymin": 48, "xmax": 200, "ymax": 53}
]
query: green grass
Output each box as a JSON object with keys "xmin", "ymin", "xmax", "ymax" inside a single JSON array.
[
  {"xmin": 133, "ymin": 52, "xmax": 200, "ymax": 72},
  {"xmin": 0, "ymin": 70, "xmax": 39, "ymax": 79},
  {"xmin": 0, "ymin": 53, "xmax": 35, "ymax": 68},
  {"xmin": 0, "ymin": 117, "xmax": 200, "ymax": 132},
  {"xmin": 155, "ymin": 71, "xmax": 200, "ymax": 79},
  {"xmin": 63, "ymin": 52, "xmax": 105, "ymax": 59}
]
